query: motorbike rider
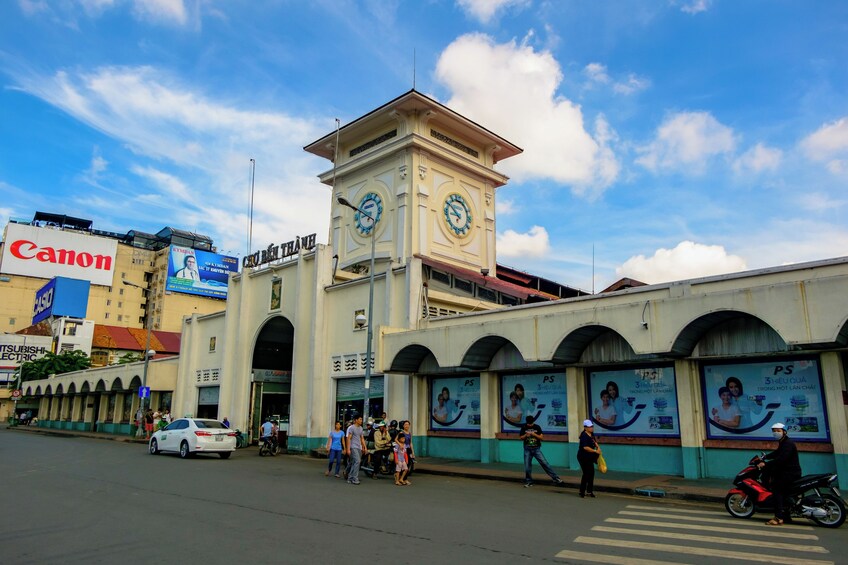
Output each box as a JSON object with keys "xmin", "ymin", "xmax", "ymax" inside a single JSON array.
[
  {"xmin": 758, "ymin": 422, "xmax": 801, "ymax": 525},
  {"xmin": 371, "ymin": 421, "xmax": 392, "ymax": 474},
  {"xmin": 259, "ymin": 418, "xmax": 275, "ymax": 451},
  {"xmin": 388, "ymin": 420, "xmax": 399, "ymax": 441}
]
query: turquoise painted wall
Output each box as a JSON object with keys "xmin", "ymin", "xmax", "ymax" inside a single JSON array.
[
  {"xmin": 703, "ymin": 448, "xmax": 836, "ymax": 479},
  {"xmin": 497, "ymin": 440, "xmax": 570, "ymax": 468},
  {"xmin": 567, "ymin": 444, "xmax": 684, "ymax": 476},
  {"xmin": 287, "ymin": 436, "xmax": 324, "ymax": 454},
  {"xmin": 425, "ymin": 437, "xmax": 480, "ymax": 460}
]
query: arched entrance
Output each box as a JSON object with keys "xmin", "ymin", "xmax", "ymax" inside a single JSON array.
[{"xmin": 249, "ymin": 316, "xmax": 295, "ymax": 445}]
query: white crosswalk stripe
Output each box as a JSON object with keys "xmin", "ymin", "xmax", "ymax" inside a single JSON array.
[{"xmin": 555, "ymin": 501, "xmax": 831, "ymax": 565}]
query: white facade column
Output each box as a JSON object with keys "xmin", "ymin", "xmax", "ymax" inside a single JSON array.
[
  {"xmin": 567, "ymin": 366, "xmax": 586, "ymax": 469},
  {"xmin": 820, "ymin": 352, "xmax": 848, "ymax": 481},
  {"xmin": 675, "ymin": 359, "xmax": 706, "ymax": 479},
  {"xmin": 479, "ymin": 370, "xmax": 498, "ymax": 463}
]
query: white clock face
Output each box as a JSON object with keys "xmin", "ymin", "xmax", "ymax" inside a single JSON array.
[
  {"xmin": 443, "ymin": 193, "xmax": 472, "ymax": 236},
  {"xmin": 355, "ymin": 193, "xmax": 383, "ymax": 235}
]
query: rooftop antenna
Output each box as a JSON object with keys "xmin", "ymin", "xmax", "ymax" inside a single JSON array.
[
  {"xmin": 247, "ymin": 158, "xmax": 256, "ymax": 257},
  {"xmin": 592, "ymin": 243, "xmax": 595, "ymax": 294}
]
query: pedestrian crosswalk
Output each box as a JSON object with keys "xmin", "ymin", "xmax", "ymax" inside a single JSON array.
[{"xmin": 555, "ymin": 502, "xmax": 833, "ymax": 565}]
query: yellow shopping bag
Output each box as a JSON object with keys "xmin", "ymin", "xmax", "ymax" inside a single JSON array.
[{"xmin": 597, "ymin": 453, "xmax": 608, "ymax": 474}]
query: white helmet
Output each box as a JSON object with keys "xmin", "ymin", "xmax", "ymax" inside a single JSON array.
[{"xmin": 771, "ymin": 422, "xmax": 786, "ymax": 430}]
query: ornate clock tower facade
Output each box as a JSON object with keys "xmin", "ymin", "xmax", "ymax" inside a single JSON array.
[{"xmin": 305, "ymin": 90, "xmax": 522, "ymax": 277}]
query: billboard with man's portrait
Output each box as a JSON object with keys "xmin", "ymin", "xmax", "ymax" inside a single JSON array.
[{"xmin": 165, "ymin": 245, "xmax": 239, "ymax": 299}]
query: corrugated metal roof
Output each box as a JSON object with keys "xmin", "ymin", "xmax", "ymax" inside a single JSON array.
[{"xmin": 416, "ymin": 255, "xmax": 559, "ymax": 301}]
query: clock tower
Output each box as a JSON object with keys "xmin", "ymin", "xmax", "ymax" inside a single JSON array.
[{"xmin": 304, "ymin": 90, "xmax": 522, "ymax": 277}]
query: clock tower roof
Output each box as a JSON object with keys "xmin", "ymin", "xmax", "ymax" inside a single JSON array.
[{"xmin": 304, "ymin": 89, "xmax": 523, "ymax": 165}]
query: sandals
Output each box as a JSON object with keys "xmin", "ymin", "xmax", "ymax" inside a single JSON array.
[
  {"xmin": 765, "ymin": 518, "xmax": 783, "ymax": 526},
  {"xmin": 395, "ymin": 481, "xmax": 402, "ymax": 486},
  {"xmin": 403, "ymin": 480, "xmax": 411, "ymax": 485}
]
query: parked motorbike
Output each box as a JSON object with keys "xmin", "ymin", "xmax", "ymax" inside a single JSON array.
[
  {"xmin": 233, "ymin": 429, "xmax": 247, "ymax": 449},
  {"xmin": 362, "ymin": 449, "xmax": 414, "ymax": 479},
  {"xmin": 724, "ymin": 452, "xmax": 846, "ymax": 528},
  {"xmin": 258, "ymin": 436, "xmax": 278, "ymax": 457}
]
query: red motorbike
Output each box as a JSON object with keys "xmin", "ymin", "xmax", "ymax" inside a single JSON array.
[{"xmin": 724, "ymin": 453, "xmax": 846, "ymax": 528}]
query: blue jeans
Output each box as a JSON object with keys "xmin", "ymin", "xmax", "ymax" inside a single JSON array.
[
  {"xmin": 348, "ymin": 449, "xmax": 362, "ymax": 483},
  {"xmin": 327, "ymin": 449, "xmax": 342, "ymax": 474},
  {"xmin": 524, "ymin": 446, "xmax": 560, "ymax": 483}
]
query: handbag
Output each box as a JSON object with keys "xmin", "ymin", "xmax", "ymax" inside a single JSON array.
[{"xmin": 597, "ymin": 453, "xmax": 608, "ymax": 474}]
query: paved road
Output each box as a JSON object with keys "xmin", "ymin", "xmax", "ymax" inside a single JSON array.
[{"xmin": 1, "ymin": 431, "xmax": 845, "ymax": 564}]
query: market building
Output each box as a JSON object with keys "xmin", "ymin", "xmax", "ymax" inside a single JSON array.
[{"xmin": 21, "ymin": 91, "xmax": 848, "ymax": 480}]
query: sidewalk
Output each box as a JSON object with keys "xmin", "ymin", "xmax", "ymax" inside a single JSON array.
[{"xmin": 5, "ymin": 425, "xmax": 727, "ymax": 502}]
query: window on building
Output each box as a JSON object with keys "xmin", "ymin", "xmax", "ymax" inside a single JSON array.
[
  {"xmin": 119, "ymin": 288, "xmax": 124, "ymax": 295},
  {"xmin": 121, "ymin": 272, "xmax": 126, "ymax": 279},
  {"xmin": 106, "ymin": 299, "xmax": 111, "ymax": 306},
  {"xmin": 9, "ymin": 318, "xmax": 15, "ymax": 325},
  {"xmin": 454, "ymin": 278, "xmax": 473, "ymax": 294},
  {"xmin": 117, "ymin": 314, "xmax": 123, "ymax": 322},
  {"xmin": 118, "ymin": 302, "xmax": 122, "ymax": 308},
  {"xmin": 105, "ymin": 313, "xmax": 110, "ymax": 319}
]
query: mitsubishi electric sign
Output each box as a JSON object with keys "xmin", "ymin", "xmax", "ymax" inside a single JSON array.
[
  {"xmin": 0, "ymin": 334, "xmax": 52, "ymax": 382},
  {"xmin": 1, "ymin": 223, "xmax": 117, "ymax": 286}
]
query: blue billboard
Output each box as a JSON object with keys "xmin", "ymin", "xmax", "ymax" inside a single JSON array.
[
  {"xmin": 165, "ymin": 245, "xmax": 238, "ymax": 299},
  {"xmin": 32, "ymin": 277, "xmax": 90, "ymax": 324}
]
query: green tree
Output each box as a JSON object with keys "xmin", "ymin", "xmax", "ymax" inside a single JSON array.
[
  {"xmin": 19, "ymin": 350, "xmax": 92, "ymax": 382},
  {"xmin": 117, "ymin": 352, "xmax": 143, "ymax": 364}
]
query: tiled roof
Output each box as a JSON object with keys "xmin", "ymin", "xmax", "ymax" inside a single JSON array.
[{"xmin": 93, "ymin": 325, "xmax": 181, "ymax": 354}]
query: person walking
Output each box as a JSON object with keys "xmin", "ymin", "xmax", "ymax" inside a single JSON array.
[
  {"xmin": 325, "ymin": 421, "xmax": 345, "ymax": 477},
  {"xmin": 143, "ymin": 409, "xmax": 154, "ymax": 440},
  {"xmin": 519, "ymin": 415, "xmax": 565, "ymax": 487},
  {"xmin": 345, "ymin": 415, "xmax": 368, "ymax": 485},
  {"xmin": 577, "ymin": 419, "xmax": 601, "ymax": 498},
  {"xmin": 759, "ymin": 422, "xmax": 802, "ymax": 525}
]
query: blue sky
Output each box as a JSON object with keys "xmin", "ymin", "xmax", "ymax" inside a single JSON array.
[{"xmin": 1, "ymin": 0, "xmax": 847, "ymax": 292}]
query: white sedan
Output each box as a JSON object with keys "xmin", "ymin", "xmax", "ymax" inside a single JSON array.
[{"xmin": 148, "ymin": 418, "xmax": 236, "ymax": 459}]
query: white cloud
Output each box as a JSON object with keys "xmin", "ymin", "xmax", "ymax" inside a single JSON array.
[
  {"xmin": 679, "ymin": 0, "xmax": 711, "ymax": 14},
  {"xmin": 80, "ymin": 146, "xmax": 109, "ymax": 186},
  {"xmin": 13, "ymin": 65, "xmax": 329, "ymax": 255},
  {"xmin": 801, "ymin": 117, "xmax": 848, "ymax": 175},
  {"xmin": 617, "ymin": 241, "xmax": 747, "ymax": 284},
  {"xmin": 436, "ymin": 33, "xmax": 620, "ymax": 196},
  {"xmin": 613, "ymin": 73, "xmax": 650, "ymax": 95},
  {"xmin": 797, "ymin": 192, "xmax": 846, "ymax": 212},
  {"xmin": 497, "ymin": 226, "xmax": 550, "ymax": 258},
  {"xmin": 18, "ymin": 0, "xmax": 48, "ymax": 16},
  {"xmin": 584, "ymin": 63, "xmax": 649, "ymax": 95},
  {"xmin": 456, "ymin": 0, "xmax": 527, "ymax": 24},
  {"xmin": 732, "ymin": 143, "xmax": 782, "ymax": 174},
  {"xmin": 80, "ymin": 0, "xmax": 116, "ymax": 15},
  {"xmin": 496, "ymin": 198, "xmax": 517, "ymax": 216},
  {"xmin": 132, "ymin": 0, "xmax": 187, "ymax": 25},
  {"xmin": 584, "ymin": 63, "xmax": 611, "ymax": 84},
  {"xmin": 131, "ymin": 165, "xmax": 192, "ymax": 202},
  {"xmin": 636, "ymin": 111, "xmax": 736, "ymax": 174}
]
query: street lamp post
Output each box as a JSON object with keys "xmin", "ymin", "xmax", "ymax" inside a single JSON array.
[
  {"xmin": 337, "ymin": 196, "xmax": 376, "ymax": 422},
  {"xmin": 122, "ymin": 280, "xmax": 155, "ymax": 433}
]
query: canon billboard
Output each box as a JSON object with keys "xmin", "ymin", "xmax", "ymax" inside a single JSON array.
[{"xmin": 1, "ymin": 223, "xmax": 117, "ymax": 286}]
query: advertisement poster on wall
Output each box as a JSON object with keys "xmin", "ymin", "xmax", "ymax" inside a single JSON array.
[
  {"xmin": 702, "ymin": 358, "xmax": 829, "ymax": 441},
  {"xmin": 165, "ymin": 245, "xmax": 239, "ymax": 299},
  {"xmin": 588, "ymin": 367, "xmax": 680, "ymax": 437},
  {"xmin": 430, "ymin": 376, "xmax": 480, "ymax": 431},
  {"xmin": 501, "ymin": 373, "xmax": 567, "ymax": 434}
]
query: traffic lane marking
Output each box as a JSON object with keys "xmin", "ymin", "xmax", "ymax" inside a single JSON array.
[
  {"xmin": 554, "ymin": 548, "xmax": 691, "ymax": 565},
  {"xmin": 604, "ymin": 517, "xmax": 819, "ymax": 540},
  {"xmin": 591, "ymin": 525, "xmax": 828, "ymax": 553},
  {"xmin": 618, "ymin": 510, "xmax": 814, "ymax": 530},
  {"xmin": 573, "ymin": 536, "xmax": 833, "ymax": 565}
]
